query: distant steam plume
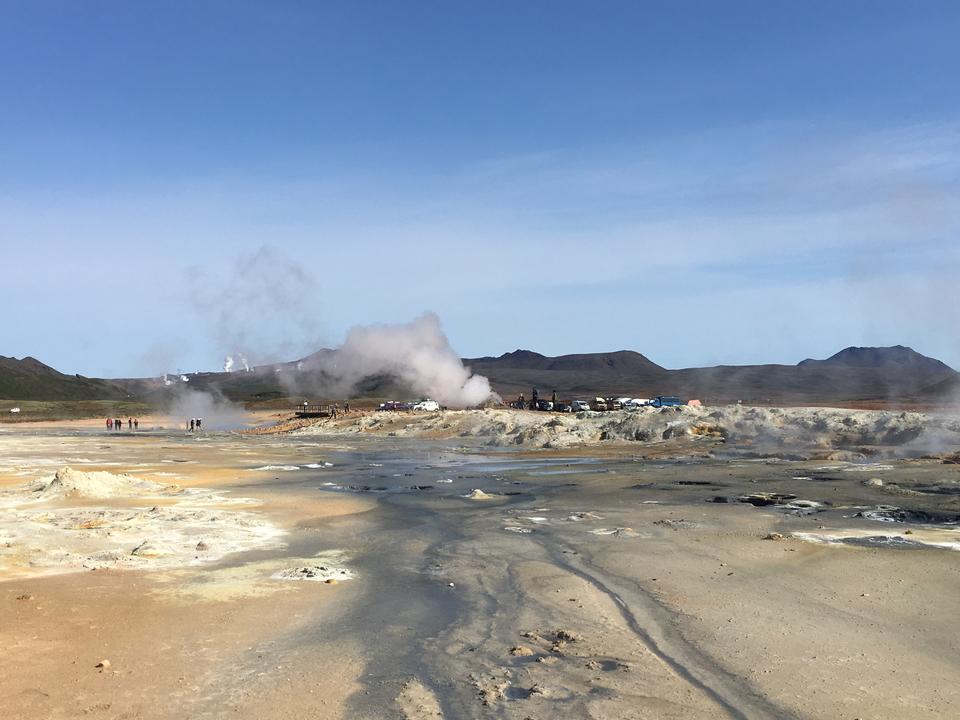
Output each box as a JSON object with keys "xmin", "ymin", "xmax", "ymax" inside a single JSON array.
[
  {"xmin": 223, "ymin": 354, "xmax": 251, "ymax": 373},
  {"xmin": 192, "ymin": 246, "xmax": 322, "ymax": 369},
  {"xmin": 166, "ymin": 387, "xmax": 247, "ymax": 430}
]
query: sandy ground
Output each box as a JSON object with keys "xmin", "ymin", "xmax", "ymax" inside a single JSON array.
[
  {"xmin": 2, "ymin": 410, "xmax": 280, "ymax": 431},
  {"xmin": 0, "ymin": 425, "xmax": 373, "ymax": 719},
  {"xmin": 2, "ymin": 570, "xmax": 364, "ymax": 720},
  {"xmin": 1, "ymin": 411, "xmax": 958, "ymax": 719}
]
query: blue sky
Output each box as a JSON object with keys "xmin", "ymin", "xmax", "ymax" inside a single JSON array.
[{"xmin": 2, "ymin": 1, "xmax": 959, "ymax": 376}]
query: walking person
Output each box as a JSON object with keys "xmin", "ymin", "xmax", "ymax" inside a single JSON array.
[
  {"xmin": 128, "ymin": 417, "xmax": 133, "ymax": 430},
  {"xmin": 196, "ymin": 418, "xmax": 202, "ymax": 431},
  {"xmin": 133, "ymin": 418, "xmax": 139, "ymax": 430},
  {"xmin": 190, "ymin": 418, "xmax": 195, "ymax": 432},
  {"xmin": 106, "ymin": 418, "xmax": 112, "ymax": 431}
]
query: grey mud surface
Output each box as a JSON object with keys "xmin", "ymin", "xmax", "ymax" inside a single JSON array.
[{"xmin": 221, "ymin": 434, "xmax": 959, "ymax": 719}]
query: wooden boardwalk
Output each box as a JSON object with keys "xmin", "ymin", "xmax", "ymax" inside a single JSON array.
[{"xmin": 294, "ymin": 403, "xmax": 333, "ymax": 418}]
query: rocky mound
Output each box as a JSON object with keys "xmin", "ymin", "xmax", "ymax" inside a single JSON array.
[{"xmin": 33, "ymin": 467, "xmax": 182, "ymax": 499}]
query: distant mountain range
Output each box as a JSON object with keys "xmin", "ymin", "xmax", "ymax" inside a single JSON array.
[
  {"xmin": 464, "ymin": 346, "xmax": 957, "ymax": 404},
  {"xmin": 1, "ymin": 346, "xmax": 957, "ymax": 406}
]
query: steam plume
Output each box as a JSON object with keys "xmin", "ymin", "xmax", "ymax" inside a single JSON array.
[
  {"xmin": 223, "ymin": 354, "xmax": 251, "ymax": 373},
  {"xmin": 300, "ymin": 313, "xmax": 495, "ymax": 408},
  {"xmin": 195, "ymin": 247, "xmax": 322, "ymax": 369},
  {"xmin": 166, "ymin": 387, "xmax": 247, "ymax": 431}
]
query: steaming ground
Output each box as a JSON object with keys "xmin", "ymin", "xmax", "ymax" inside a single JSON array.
[
  {"xmin": 1, "ymin": 412, "xmax": 959, "ymax": 719},
  {"xmin": 295, "ymin": 404, "xmax": 960, "ymax": 456}
]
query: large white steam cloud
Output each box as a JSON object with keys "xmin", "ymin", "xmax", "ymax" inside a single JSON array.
[
  {"xmin": 310, "ymin": 313, "xmax": 495, "ymax": 408},
  {"xmin": 346, "ymin": 313, "xmax": 494, "ymax": 407}
]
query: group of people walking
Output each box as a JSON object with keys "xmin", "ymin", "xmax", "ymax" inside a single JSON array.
[
  {"xmin": 106, "ymin": 417, "xmax": 139, "ymax": 431},
  {"xmin": 188, "ymin": 418, "xmax": 203, "ymax": 432}
]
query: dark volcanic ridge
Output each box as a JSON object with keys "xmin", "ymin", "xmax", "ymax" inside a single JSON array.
[
  {"xmin": 798, "ymin": 345, "xmax": 954, "ymax": 374},
  {"xmin": 463, "ymin": 346, "xmax": 957, "ymax": 405},
  {"xmin": 1, "ymin": 345, "xmax": 957, "ymax": 406},
  {"xmin": 0, "ymin": 355, "xmax": 131, "ymax": 401}
]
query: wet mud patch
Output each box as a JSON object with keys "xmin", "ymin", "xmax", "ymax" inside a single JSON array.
[
  {"xmin": 738, "ymin": 492, "xmax": 797, "ymax": 506},
  {"xmin": 831, "ymin": 536, "xmax": 938, "ymax": 550},
  {"xmin": 734, "ymin": 492, "xmax": 826, "ymax": 515},
  {"xmin": 319, "ymin": 483, "xmax": 434, "ymax": 494},
  {"xmin": 856, "ymin": 507, "xmax": 960, "ymax": 525},
  {"xmin": 793, "ymin": 529, "xmax": 960, "ymax": 552}
]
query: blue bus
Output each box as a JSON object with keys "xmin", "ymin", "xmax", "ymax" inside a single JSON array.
[{"xmin": 650, "ymin": 396, "xmax": 683, "ymax": 407}]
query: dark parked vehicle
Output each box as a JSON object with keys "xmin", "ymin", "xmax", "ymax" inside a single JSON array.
[
  {"xmin": 536, "ymin": 400, "xmax": 554, "ymax": 411},
  {"xmin": 650, "ymin": 396, "xmax": 683, "ymax": 408},
  {"xmin": 554, "ymin": 402, "xmax": 571, "ymax": 413}
]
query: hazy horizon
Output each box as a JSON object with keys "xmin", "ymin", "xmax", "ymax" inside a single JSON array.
[{"xmin": 4, "ymin": 338, "xmax": 956, "ymax": 379}]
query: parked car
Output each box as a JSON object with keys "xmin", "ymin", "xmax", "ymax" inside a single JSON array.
[
  {"xmin": 570, "ymin": 400, "xmax": 591, "ymax": 412},
  {"xmin": 536, "ymin": 400, "xmax": 554, "ymax": 411},
  {"xmin": 412, "ymin": 399, "xmax": 440, "ymax": 412},
  {"xmin": 623, "ymin": 398, "xmax": 650, "ymax": 411},
  {"xmin": 650, "ymin": 396, "xmax": 683, "ymax": 408},
  {"xmin": 554, "ymin": 402, "xmax": 571, "ymax": 413},
  {"xmin": 605, "ymin": 397, "xmax": 623, "ymax": 410},
  {"xmin": 592, "ymin": 397, "xmax": 608, "ymax": 411}
]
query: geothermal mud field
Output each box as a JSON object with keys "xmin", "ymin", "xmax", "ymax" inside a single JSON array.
[{"xmin": 1, "ymin": 410, "xmax": 959, "ymax": 719}]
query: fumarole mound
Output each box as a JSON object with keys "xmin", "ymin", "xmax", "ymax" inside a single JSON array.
[
  {"xmin": 32, "ymin": 467, "xmax": 183, "ymax": 499},
  {"xmin": 295, "ymin": 405, "xmax": 960, "ymax": 456}
]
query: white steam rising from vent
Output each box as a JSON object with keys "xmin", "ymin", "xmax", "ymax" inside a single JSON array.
[{"xmin": 303, "ymin": 313, "xmax": 495, "ymax": 408}]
